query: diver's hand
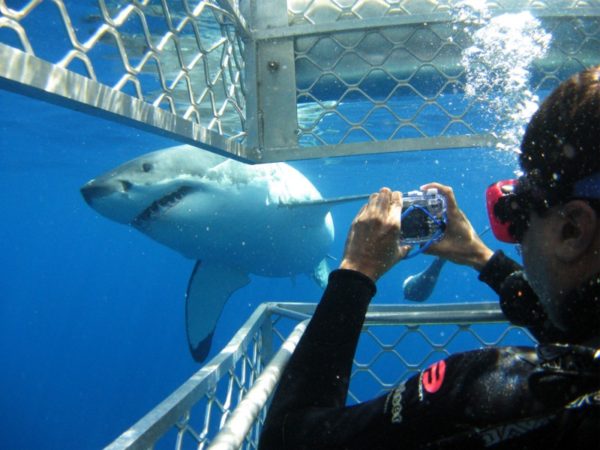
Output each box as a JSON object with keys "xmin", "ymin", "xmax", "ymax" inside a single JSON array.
[
  {"xmin": 421, "ymin": 182, "xmax": 493, "ymax": 271},
  {"xmin": 340, "ymin": 188, "xmax": 411, "ymax": 282}
]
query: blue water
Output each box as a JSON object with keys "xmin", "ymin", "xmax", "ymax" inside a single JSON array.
[
  {"xmin": 0, "ymin": 85, "xmax": 524, "ymax": 449},
  {"xmin": 0, "ymin": 2, "xmax": 540, "ymax": 446}
]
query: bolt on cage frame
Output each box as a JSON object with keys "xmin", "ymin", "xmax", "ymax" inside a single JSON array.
[{"xmin": 1, "ymin": 1, "xmax": 599, "ymax": 162}]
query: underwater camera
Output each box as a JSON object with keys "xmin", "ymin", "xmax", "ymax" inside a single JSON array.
[{"xmin": 400, "ymin": 189, "xmax": 447, "ymax": 245}]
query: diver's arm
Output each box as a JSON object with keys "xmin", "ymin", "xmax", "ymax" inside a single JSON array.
[
  {"xmin": 477, "ymin": 249, "xmax": 523, "ymax": 293},
  {"xmin": 260, "ymin": 188, "xmax": 408, "ymax": 449},
  {"xmin": 477, "ymin": 250, "xmax": 549, "ymax": 334},
  {"xmin": 258, "ymin": 268, "xmax": 376, "ymax": 450},
  {"xmin": 479, "ymin": 250, "xmax": 573, "ymax": 343},
  {"xmin": 476, "ymin": 248, "xmax": 549, "ymax": 339}
]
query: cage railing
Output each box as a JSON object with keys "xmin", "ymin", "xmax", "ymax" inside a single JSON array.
[
  {"xmin": 104, "ymin": 301, "xmax": 536, "ymax": 449},
  {"xmin": 1, "ymin": 1, "xmax": 599, "ymax": 162},
  {"xmin": 0, "ymin": 0, "xmax": 250, "ymax": 158}
]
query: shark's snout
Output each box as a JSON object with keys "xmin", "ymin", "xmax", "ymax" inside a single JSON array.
[
  {"xmin": 80, "ymin": 180, "xmax": 131, "ymax": 205},
  {"xmin": 81, "ymin": 183, "xmax": 109, "ymax": 205},
  {"xmin": 80, "ymin": 178, "xmax": 142, "ymax": 224}
]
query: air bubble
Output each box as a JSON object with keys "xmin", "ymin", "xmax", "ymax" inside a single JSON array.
[
  {"xmin": 455, "ymin": 4, "xmax": 551, "ymax": 164},
  {"xmin": 563, "ymin": 144, "xmax": 576, "ymax": 159}
]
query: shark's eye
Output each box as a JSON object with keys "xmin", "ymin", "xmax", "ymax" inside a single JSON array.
[{"xmin": 142, "ymin": 163, "xmax": 153, "ymax": 173}]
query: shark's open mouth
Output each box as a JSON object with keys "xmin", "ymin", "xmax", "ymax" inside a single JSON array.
[{"xmin": 132, "ymin": 186, "xmax": 193, "ymax": 229}]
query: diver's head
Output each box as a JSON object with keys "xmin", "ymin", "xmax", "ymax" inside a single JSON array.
[
  {"xmin": 519, "ymin": 66, "xmax": 600, "ymax": 201},
  {"xmin": 515, "ymin": 66, "xmax": 600, "ymax": 332}
]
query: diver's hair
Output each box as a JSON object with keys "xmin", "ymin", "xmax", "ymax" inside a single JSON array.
[{"xmin": 520, "ymin": 65, "xmax": 600, "ymax": 199}]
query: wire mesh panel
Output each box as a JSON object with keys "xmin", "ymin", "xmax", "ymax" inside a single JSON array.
[
  {"xmin": 350, "ymin": 320, "xmax": 533, "ymax": 402},
  {"xmin": 105, "ymin": 302, "xmax": 537, "ymax": 450},
  {"xmin": 279, "ymin": 0, "xmax": 600, "ymax": 160},
  {"xmin": 0, "ymin": 0, "xmax": 249, "ymax": 158},
  {"xmin": 104, "ymin": 303, "xmax": 277, "ymax": 450},
  {"xmin": 2, "ymin": 1, "xmax": 599, "ymax": 162}
]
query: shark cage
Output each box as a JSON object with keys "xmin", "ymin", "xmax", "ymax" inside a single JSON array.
[{"xmin": 1, "ymin": 0, "xmax": 599, "ymax": 449}]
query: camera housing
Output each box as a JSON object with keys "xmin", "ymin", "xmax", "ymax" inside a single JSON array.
[{"xmin": 400, "ymin": 189, "xmax": 447, "ymax": 244}]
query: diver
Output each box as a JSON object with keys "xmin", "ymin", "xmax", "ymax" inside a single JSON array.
[{"xmin": 258, "ymin": 66, "xmax": 600, "ymax": 449}]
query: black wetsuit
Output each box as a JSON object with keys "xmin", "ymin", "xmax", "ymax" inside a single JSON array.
[{"xmin": 259, "ymin": 251, "xmax": 600, "ymax": 449}]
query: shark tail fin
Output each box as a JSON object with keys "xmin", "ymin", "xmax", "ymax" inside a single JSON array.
[
  {"xmin": 402, "ymin": 257, "xmax": 447, "ymax": 302},
  {"xmin": 186, "ymin": 261, "xmax": 250, "ymax": 362}
]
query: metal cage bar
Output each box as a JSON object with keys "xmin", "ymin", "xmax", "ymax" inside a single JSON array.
[
  {"xmin": 104, "ymin": 302, "xmax": 274, "ymax": 450},
  {"xmin": 1, "ymin": 1, "xmax": 599, "ymax": 162},
  {"xmin": 0, "ymin": 0, "xmax": 254, "ymax": 160},
  {"xmin": 105, "ymin": 301, "xmax": 537, "ymax": 449}
]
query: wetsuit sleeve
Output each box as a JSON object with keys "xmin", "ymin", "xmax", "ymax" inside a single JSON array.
[
  {"xmin": 259, "ymin": 269, "xmax": 376, "ymax": 449},
  {"xmin": 477, "ymin": 250, "xmax": 569, "ymax": 343},
  {"xmin": 477, "ymin": 249, "xmax": 522, "ymax": 294},
  {"xmin": 477, "ymin": 250, "xmax": 544, "ymax": 328}
]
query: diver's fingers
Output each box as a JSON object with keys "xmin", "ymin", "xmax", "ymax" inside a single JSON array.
[
  {"xmin": 399, "ymin": 244, "xmax": 412, "ymax": 259},
  {"xmin": 390, "ymin": 190, "xmax": 403, "ymax": 220},
  {"xmin": 420, "ymin": 182, "xmax": 459, "ymax": 214},
  {"xmin": 354, "ymin": 188, "xmax": 387, "ymax": 224},
  {"xmin": 358, "ymin": 188, "xmax": 402, "ymax": 229},
  {"xmin": 392, "ymin": 191, "xmax": 402, "ymax": 210},
  {"xmin": 375, "ymin": 187, "xmax": 392, "ymax": 209},
  {"xmin": 354, "ymin": 191, "xmax": 378, "ymax": 219}
]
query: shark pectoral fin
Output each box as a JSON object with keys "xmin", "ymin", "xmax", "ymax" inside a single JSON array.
[
  {"xmin": 186, "ymin": 261, "xmax": 250, "ymax": 362},
  {"xmin": 312, "ymin": 257, "xmax": 331, "ymax": 289}
]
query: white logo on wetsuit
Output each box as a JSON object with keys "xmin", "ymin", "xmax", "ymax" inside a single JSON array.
[{"xmin": 385, "ymin": 382, "xmax": 406, "ymax": 424}]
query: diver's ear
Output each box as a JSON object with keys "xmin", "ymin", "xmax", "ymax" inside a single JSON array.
[{"xmin": 555, "ymin": 200, "xmax": 597, "ymax": 262}]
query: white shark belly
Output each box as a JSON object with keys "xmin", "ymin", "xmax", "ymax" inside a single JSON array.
[{"xmin": 136, "ymin": 189, "xmax": 334, "ymax": 276}]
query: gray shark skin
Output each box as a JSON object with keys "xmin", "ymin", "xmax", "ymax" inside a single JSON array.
[
  {"xmin": 402, "ymin": 226, "xmax": 491, "ymax": 302},
  {"xmin": 81, "ymin": 145, "xmax": 335, "ymax": 362},
  {"xmin": 402, "ymin": 257, "xmax": 447, "ymax": 302}
]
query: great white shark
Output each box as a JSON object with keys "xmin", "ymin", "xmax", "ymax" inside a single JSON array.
[{"xmin": 81, "ymin": 145, "xmax": 359, "ymax": 362}]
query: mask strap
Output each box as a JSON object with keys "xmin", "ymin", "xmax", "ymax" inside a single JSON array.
[{"xmin": 573, "ymin": 172, "xmax": 600, "ymax": 198}]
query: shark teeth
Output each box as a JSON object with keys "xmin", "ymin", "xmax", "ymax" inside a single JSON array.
[{"xmin": 132, "ymin": 186, "xmax": 192, "ymax": 229}]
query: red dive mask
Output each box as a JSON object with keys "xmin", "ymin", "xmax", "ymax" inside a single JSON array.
[
  {"xmin": 486, "ymin": 179, "xmax": 520, "ymax": 243},
  {"xmin": 485, "ymin": 177, "xmax": 549, "ymax": 243},
  {"xmin": 486, "ymin": 172, "xmax": 600, "ymax": 244}
]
